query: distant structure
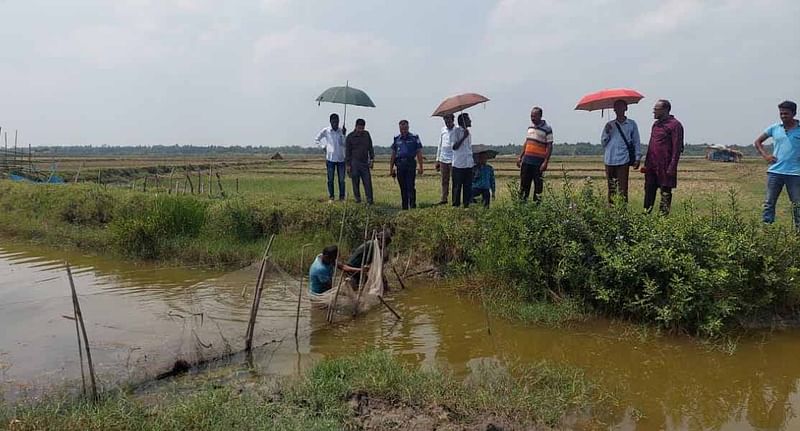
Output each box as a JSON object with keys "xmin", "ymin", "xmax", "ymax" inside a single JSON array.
[
  {"xmin": 706, "ymin": 145, "xmax": 742, "ymax": 163},
  {"xmin": 270, "ymin": 152, "xmax": 284, "ymax": 160}
]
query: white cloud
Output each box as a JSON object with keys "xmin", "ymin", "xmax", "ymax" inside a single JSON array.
[{"xmin": 248, "ymin": 26, "xmax": 395, "ymax": 85}]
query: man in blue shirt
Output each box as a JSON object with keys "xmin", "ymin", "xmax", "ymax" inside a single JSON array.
[
  {"xmin": 389, "ymin": 120, "xmax": 424, "ymax": 210},
  {"xmin": 600, "ymin": 100, "xmax": 641, "ymax": 203},
  {"xmin": 308, "ymin": 245, "xmax": 365, "ymax": 294},
  {"xmin": 754, "ymin": 100, "xmax": 800, "ymax": 230}
]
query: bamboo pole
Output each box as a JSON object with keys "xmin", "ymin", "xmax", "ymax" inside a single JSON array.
[
  {"xmin": 66, "ymin": 264, "xmax": 98, "ymax": 400},
  {"xmin": 378, "ymin": 296, "xmax": 401, "ymax": 320},
  {"xmin": 236, "ymin": 178, "xmax": 239, "ymax": 194},
  {"xmin": 71, "ymin": 296, "xmax": 87, "ymax": 396},
  {"xmin": 295, "ymin": 244, "xmax": 313, "ymax": 339},
  {"xmin": 391, "ymin": 265, "xmax": 407, "ymax": 290},
  {"xmin": 215, "ymin": 172, "xmax": 226, "ymax": 198},
  {"xmin": 352, "ymin": 230, "xmax": 376, "ymax": 317},
  {"xmin": 142, "ymin": 176, "xmax": 147, "ymax": 192},
  {"xmin": 244, "ymin": 234, "xmax": 276, "ymax": 352},
  {"xmin": 185, "ymin": 171, "xmax": 194, "ymax": 194},
  {"xmin": 326, "ymin": 204, "xmax": 351, "ymax": 323},
  {"xmin": 73, "ymin": 162, "xmax": 83, "ymax": 183}
]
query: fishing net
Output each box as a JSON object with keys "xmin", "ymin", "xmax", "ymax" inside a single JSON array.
[{"xmin": 308, "ymin": 239, "xmax": 384, "ymax": 315}]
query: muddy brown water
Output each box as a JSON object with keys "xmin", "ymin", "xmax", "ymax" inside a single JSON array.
[{"xmin": 1, "ymin": 240, "xmax": 799, "ymax": 431}]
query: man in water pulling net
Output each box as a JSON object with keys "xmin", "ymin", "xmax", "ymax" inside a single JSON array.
[{"xmin": 308, "ymin": 229, "xmax": 390, "ymax": 315}]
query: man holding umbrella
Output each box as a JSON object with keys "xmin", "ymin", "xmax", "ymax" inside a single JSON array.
[
  {"xmin": 389, "ymin": 120, "xmax": 424, "ymax": 210},
  {"xmin": 601, "ymin": 100, "xmax": 641, "ymax": 203},
  {"xmin": 315, "ymin": 113, "xmax": 347, "ymax": 202}
]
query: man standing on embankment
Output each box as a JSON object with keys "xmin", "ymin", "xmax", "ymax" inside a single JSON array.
[{"xmin": 643, "ymin": 99, "xmax": 683, "ymax": 215}]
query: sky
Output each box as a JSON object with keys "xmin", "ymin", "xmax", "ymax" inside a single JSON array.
[{"xmin": 0, "ymin": 0, "xmax": 798, "ymax": 148}]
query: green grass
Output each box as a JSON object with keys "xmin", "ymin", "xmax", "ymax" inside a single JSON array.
[{"xmin": 1, "ymin": 350, "xmax": 602, "ymax": 430}]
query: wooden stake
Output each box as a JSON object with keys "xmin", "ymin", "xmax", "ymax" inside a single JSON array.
[
  {"xmin": 353, "ymin": 230, "xmax": 376, "ymax": 317},
  {"xmin": 185, "ymin": 171, "xmax": 195, "ymax": 194},
  {"xmin": 326, "ymin": 204, "xmax": 350, "ymax": 323},
  {"xmin": 391, "ymin": 265, "xmax": 407, "ymax": 290},
  {"xmin": 236, "ymin": 178, "xmax": 239, "ymax": 194},
  {"xmin": 296, "ymin": 244, "xmax": 313, "ymax": 338},
  {"xmin": 73, "ymin": 162, "xmax": 83, "ymax": 183},
  {"xmin": 198, "ymin": 171, "xmax": 203, "ymax": 194},
  {"xmin": 378, "ymin": 296, "xmax": 401, "ymax": 320},
  {"xmin": 66, "ymin": 264, "xmax": 98, "ymax": 400},
  {"xmin": 142, "ymin": 176, "xmax": 147, "ymax": 192},
  {"xmin": 244, "ymin": 234, "xmax": 276, "ymax": 352},
  {"xmin": 215, "ymin": 172, "xmax": 226, "ymax": 198}
]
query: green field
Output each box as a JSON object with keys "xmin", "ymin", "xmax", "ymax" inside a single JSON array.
[{"xmin": 34, "ymin": 154, "xmax": 796, "ymax": 223}]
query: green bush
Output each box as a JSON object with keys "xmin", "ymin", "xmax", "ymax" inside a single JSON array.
[
  {"xmin": 110, "ymin": 195, "xmax": 207, "ymax": 259},
  {"xmin": 473, "ymin": 180, "xmax": 800, "ymax": 336}
]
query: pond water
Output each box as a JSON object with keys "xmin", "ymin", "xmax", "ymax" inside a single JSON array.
[{"xmin": 1, "ymin": 240, "xmax": 798, "ymax": 430}]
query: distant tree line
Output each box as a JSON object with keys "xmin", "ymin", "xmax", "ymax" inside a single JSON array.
[{"xmin": 30, "ymin": 142, "xmax": 761, "ymax": 158}]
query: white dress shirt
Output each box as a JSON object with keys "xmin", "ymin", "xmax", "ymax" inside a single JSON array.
[
  {"xmin": 451, "ymin": 127, "xmax": 474, "ymax": 169},
  {"xmin": 437, "ymin": 126, "xmax": 456, "ymax": 164},
  {"xmin": 315, "ymin": 126, "xmax": 345, "ymax": 162}
]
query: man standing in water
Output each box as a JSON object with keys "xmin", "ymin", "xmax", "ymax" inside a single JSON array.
[
  {"xmin": 517, "ymin": 106, "xmax": 553, "ymax": 202},
  {"xmin": 389, "ymin": 120, "xmax": 424, "ymax": 210},
  {"xmin": 346, "ymin": 118, "xmax": 375, "ymax": 205},
  {"xmin": 601, "ymin": 99, "xmax": 641, "ymax": 203},
  {"xmin": 754, "ymin": 100, "xmax": 800, "ymax": 230},
  {"xmin": 308, "ymin": 245, "xmax": 364, "ymax": 295},
  {"xmin": 643, "ymin": 99, "xmax": 683, "ymax": 215},
  {"xmin": 435, "ymin": 113, "xmax": 456, "ymax": 205},
  {"xmin": 451, "ymin": 113, "xmax": 474, "ymax": 208},
  {"xmin": 315, "ymin": 113, "xmax": 346, "ymax": 202}
]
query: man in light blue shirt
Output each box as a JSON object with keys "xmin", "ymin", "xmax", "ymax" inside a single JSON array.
[
  {"xmin": 600, "ymin": 99, "xmax": 641, "ymax": 203},
  {"xmin": 754, "ymin": 100, "xmax": 800, "ymax": 229}
]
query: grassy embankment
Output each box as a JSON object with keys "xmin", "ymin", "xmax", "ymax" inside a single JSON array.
[
  {"xmin": 1, "ymin": 155, "xmax": 799, "ymax": 337},
  {"xmin": 1, "ymin": 350, "xmax": 602, "ymax": 430}
]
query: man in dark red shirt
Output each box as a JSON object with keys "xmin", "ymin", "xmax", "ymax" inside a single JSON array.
[{"xmin": 643, "ymin": 99, "xmax": 684, "ymax": 215}]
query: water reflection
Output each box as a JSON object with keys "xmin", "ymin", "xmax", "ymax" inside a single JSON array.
[{"xmin": 1, "ymin": 241, "xmax": 799, "ymax": 430}]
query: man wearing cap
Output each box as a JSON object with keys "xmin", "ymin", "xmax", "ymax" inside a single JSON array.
[{"xmin": 389, "ymin": 120, "xmax": 424, "ymax": 210}]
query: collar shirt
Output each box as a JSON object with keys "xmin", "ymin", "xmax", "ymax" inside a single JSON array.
[
  {"xmin": 315, "ymin": 126, "xmax": 345, "ymax": 162},
  {"xmin": 451, "ymin": 127, "xmax": 475, "ymax": 169},
  {"xmin": 764, "ymin": 120, "xmax": 800, "ymax": 176},
  {"xmin": 437, "ymin": 126, "xmax": 457, "ymax": 163},
  {"xmin": 645, "ymin": 115, "xmax": 684, "ymax": 188},
  {"xmin": 601, "ymin": 118, "xmax": 641, "ymax": 166},
  {"xmin": 392, "ymin": 133, "xmax": 423, "ymax": 160}
]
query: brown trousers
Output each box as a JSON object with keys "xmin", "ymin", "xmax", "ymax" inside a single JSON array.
[
  {"xmin": 605, "ymin": 165, "xmax": 630, "ymax": 202},
  {"xmin": 439, "ymin": 162, "xmax": 452, "ymax": 203}
]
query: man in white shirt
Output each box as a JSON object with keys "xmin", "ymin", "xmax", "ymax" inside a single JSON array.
[
  {"xmin": 451, "ymin": 113, "xmax": 474, "ymax": 208},
  {"xmin": 435, "ymin": 114, "xmax": 456, "ymax": 205},
  {"xmin": 315, "ymin": 113, "xmax": 347, "ymax": 201}
]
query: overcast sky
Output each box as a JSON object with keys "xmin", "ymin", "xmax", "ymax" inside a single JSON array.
[{"xmin": 0, "ymin": 0, "xmax": 798, "ymax": 148}]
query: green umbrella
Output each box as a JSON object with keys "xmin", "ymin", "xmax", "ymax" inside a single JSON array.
[{"xmin": 316, "ymin": 81, "xmax": 376, "ymax": 129}]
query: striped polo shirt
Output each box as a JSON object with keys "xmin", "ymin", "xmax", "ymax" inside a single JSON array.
[{"xmin": 522, "ymin": 120, "xmax": 553, "ymax": 165}]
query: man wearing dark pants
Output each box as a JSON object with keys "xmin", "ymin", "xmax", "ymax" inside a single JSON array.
[
  {"xmin": 517, "ymin": 107, "xmax": 553, "ymax": 202},
  {"xmin": 601, "ymin": 100, "xmax": 641, "ymax": 203},
  {"xmin": 451, "ymin": 113, "xmax": 474, "ymax": 208},
  {"xmin": 389, "ymin": 120, "xmax": 424, "ymax": 210},
  {"xmin": 643, "ymin": 99, "xmax": 683, "ymax": 215},
  {"xmin": 754, "ymin": 100, "xmax": 800, "ymax": 230},
  {"xmin": 346, "ymin": 118, "xmax": 374, "ymax": 204},
  {"xmin": 435, "ymin": 114, "xmax": 456, "ymax": 205},
  {"xmin": 315, "ymin": 113, "xmax": 346, "ymax": 202}
]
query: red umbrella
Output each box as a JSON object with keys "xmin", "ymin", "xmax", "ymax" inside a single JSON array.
[
  {"xmin": 432, "ymin": 93, "xmax": 489, "ymax": 117},
  {"xmin": 575, "ymin": 88, "xmax": 644, "ymax": 111}
]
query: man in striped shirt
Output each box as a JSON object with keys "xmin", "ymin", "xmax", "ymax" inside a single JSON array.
[{"xmin": 516, "ymin": 106, "xmax": 553, "ymax": 202}]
